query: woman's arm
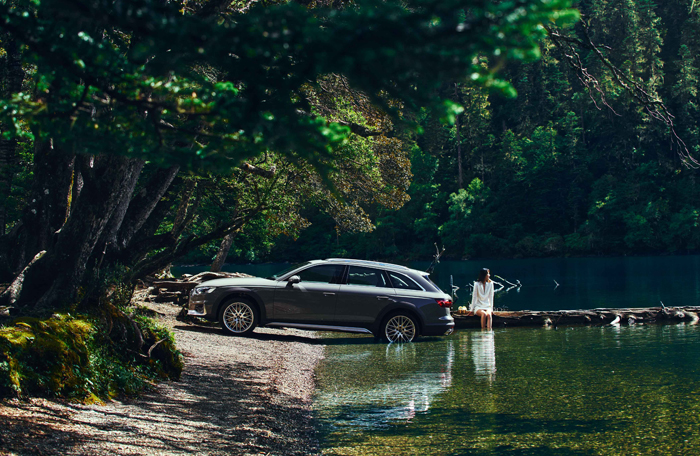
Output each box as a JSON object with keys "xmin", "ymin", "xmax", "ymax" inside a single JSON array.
[
  {"xmin": 489, "ymin": 281, "xmax": 495, "ymax": 309},
  {"xmin": 470, "ymin": 283, "xmax": 477, "ymax": 312}
]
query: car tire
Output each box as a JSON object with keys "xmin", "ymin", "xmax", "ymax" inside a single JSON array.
[
  {"xmin": 381, "ymin": 312, "xmax": 418, "ymax": 343},
  {"xmin": 219, "ymin": 298, "xmax": 258, "ymax": 336}
]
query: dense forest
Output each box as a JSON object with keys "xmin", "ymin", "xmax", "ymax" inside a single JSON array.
[
  {"xmin": 1, "ymin": 0, "xmax": 696, "ymax": 400},
  {"xmin": 0, "ymin": 0, "xmax": 579, "ymax": 398},
  {"xmin": 201, "ymin": 0, "xmax": 700, "ymax": 264}
]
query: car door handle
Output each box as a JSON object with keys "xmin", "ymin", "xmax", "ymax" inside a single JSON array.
[
  {"xmin": 323, "ymin": 292, "xmax": 336, "ymax": 296},
  {"xmin": 377, "ymin": 296, "xmax": 390, "ymax": 301}
]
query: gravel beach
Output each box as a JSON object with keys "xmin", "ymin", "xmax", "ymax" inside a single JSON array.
[{"xmin": 0, "ymin": 299, "xmax": 325, "ymax": 455}]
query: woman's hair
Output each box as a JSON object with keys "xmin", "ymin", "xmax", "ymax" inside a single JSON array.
[{"xmin": 477, "ymin": 268, "xmax": 491, "ymax": 284}]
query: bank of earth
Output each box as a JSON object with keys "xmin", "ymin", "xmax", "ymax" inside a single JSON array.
[{"xmin": 0, "ymin": 296, "xmax": 325, "ymax": 456}]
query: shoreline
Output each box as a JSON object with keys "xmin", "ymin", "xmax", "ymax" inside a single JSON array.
[{"xmin": 0, "ymin": 299, "xmax": 326, "ymax": 456}]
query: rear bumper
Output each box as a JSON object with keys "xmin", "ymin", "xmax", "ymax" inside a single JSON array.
[{"xmin": 422, "ymin": 315, "xmax": 455, "ymax": 337}]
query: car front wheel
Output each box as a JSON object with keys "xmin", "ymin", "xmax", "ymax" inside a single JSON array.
[
  {"xmin": 220, "ymin": 299, "xmax": 258, "ymax": 336},
  {"xmin": 382, "ymin": 313, "xmax": 418, "ymax": 343}
]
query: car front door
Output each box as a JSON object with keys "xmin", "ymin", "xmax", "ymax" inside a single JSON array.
[
  {"xmin": 335, "ymin": 266, "xmax": 396, "ymax": 326},
  {"xmin": 272, "ymin": 264, "xmax": 344, "ymax": 323}
]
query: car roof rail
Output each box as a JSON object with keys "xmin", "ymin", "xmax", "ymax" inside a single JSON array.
[{"xmin": 325, "ymin": 258, "xmax": 411, "ymax": 270}]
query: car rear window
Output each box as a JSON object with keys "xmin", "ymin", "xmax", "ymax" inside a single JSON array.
[
  {"xmin": 298, "ymin": 265, "xmax": 344, "ymax": 284},
  {"xmin": 387, "ymin": 271, "xmax": 422, "ymax": 291},
  {"xmin": 347, "ymin": 266, "xmax": 390, "ymax": 287},
  {"xmin": 422, "ymin": 275, "xmax": 443, "ymax": 292}
]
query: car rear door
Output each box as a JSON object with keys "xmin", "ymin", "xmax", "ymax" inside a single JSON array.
[
  {"xmin": 335, "ymin": 266, "xmax": 396, "ymax": 325},
  {"xmin": 272, "ymin": 264, "xmax": 344, "ymax": 323}
]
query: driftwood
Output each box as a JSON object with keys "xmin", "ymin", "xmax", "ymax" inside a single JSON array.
[
  {"xmin": 452, "ymin": 306, "xmax": 700, "ymax": 328},
  {"xmin": 150, "ymin": 281, "xmax": 198, "ymax": 292},
  {"xmin": 180, "ymin": 271, "xmax": 253, "ymax": 283},
  {"xmin": 145, "ymin": 271, "xmax": 255, "ymax": 305}
]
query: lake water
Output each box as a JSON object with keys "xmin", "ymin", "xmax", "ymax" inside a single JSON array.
[
  {"xmin": 175, "ymin": 255, "xmax": 700, "ymax": 454},
  {"xmin": 175, "ymin": 254, "xmax": 700, "ymax": 311},
  {"xmin": 314, "ymin": 324, "xmax": 700, "ymax": 455},
  {"xmin": 421, "ymin": 255, "xmax": 700, "ymax": 311}
]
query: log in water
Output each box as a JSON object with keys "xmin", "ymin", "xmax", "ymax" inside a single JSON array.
[{"xmin": 452, "ymin": 306, "xmax": 700, "ymax": 328}]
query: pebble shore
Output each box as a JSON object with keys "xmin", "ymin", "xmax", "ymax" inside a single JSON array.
[{"xmin": 0, "ymin": 300, "xmax": 325, "ymax": 456}]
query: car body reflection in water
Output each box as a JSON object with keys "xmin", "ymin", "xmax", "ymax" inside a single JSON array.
[{"xmin": 314, "ymin": 337, "xmax": 454, "ymax": 430}]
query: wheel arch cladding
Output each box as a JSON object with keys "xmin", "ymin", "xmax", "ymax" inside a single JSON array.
[{"xmin": 217, "ymin": 292, "xmax": 265, "ymax": 321}]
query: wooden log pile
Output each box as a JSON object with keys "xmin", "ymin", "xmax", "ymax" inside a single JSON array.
[
  {"xmin": 452, "ymin": 306, "xmax": 700, "ymax": 329},
  {"xmin": 142, "ymin": 271, "xmax": 254, "ymax": 305}
]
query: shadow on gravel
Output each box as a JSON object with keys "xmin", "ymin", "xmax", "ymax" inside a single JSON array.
[
  {"xmin": 92, "ymin": 360, "xmax": 317, "ymax": 456},
  {"xmin": 0, "ymin": 401, "xmax": 85, "ymax": 455},
  {"xmin": 1, "ymin": 358, "xmax": 318, "ymax": 456},
  {"xmin": 175, "ymin": 323, "xmax": 443, "ymax": 346}
]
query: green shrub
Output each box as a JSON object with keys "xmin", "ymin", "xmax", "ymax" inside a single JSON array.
[{"xmin": 0, "ymin": 309, "xmax": 183, "ymax": 401}]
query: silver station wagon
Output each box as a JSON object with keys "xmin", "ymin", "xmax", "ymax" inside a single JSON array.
[{"xmin": 188, "ymin": 259, "xmax": 454, "ymax": 342}]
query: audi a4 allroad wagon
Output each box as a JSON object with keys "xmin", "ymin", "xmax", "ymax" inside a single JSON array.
[{"xmin": 187, "ymin": 258, "xmax": 454, "ymax": 342}]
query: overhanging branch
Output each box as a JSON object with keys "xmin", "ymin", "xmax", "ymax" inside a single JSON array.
[{"xmin": 545, "ymin": 22, "xmax": 699, "ymax": 169}]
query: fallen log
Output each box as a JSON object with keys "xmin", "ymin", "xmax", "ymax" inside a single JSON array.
[
  {"xmin": 151, "ymin": 281, "xmax": 198, "ymax": 292},
  {"xmin": 181, "ymin": 271, "xmax": 254, "ymax": 283},
  {"xmin": 144, "ymin": 271, "xmax": 256, "ymax": 305},
  {"xmin": 451, "ymin": 306, "xmax": 700, "ymax": 329},
  {"xmin": 151, "ymin": 292, "xmax": 186, "ymax": 303}
]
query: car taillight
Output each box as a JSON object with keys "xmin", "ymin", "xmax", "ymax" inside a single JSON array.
[{"xmin": 436, "ymin": 298, "xmax": 452, "ymax": 308}]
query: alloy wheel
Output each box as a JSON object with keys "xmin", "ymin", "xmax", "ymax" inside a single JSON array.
[
  {"xmin": 385, "ymin": 315, "xmax": 416, "ymax": 343},
  {"xmin": 223, "ymin": 302, "xmax": 255, "ymax": 333}
]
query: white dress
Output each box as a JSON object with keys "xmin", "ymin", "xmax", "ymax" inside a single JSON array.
[{"xmin": 470, "ymin": 281, "xmax": 494, "ymax": 312}]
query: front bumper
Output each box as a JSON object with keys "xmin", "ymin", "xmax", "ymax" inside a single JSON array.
[
  {"xmin": 187, "ymin": 293, "xmax": 214, "ymax": 318},
  {"xmin": 187, "ymin": 304, "xmax": 207, "ymax": 317}
]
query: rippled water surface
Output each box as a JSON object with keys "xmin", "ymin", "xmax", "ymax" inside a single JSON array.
[{"xmin": 314, "ymin": 325, "xmax": 700, "ymax": 455}]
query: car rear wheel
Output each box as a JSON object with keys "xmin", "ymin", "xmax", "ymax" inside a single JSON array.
[
  {"xmin": 382, "ymin": 313, "xmax": 418, "ymax": 343},
  {"xmin": 220, "ymin": 299, "xmax": 258, "ymax": 336}
]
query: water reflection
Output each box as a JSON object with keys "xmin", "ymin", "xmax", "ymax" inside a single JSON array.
[
  {"xmin": 317, "ymin": 325, "xmax": 700, "ymax": 456},
  {"xmin": 314, "ymin": 339, "xmax": 454, "ymax": 430},
  {"xmin": 471, "ymin": 330, "xmax": 496, "ymax": 383}
]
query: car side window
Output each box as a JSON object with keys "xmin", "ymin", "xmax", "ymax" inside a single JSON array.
[
  {"xmin": 388, "ymin": 271, "xmax": 422, "ymax": 290},
  {"xmin": 347, "ymin": 266, "xmax": 389, "ymax": 288},
  {"xmin": 297, "ymin": 265, "xmax": 344, "ymax": 284}
]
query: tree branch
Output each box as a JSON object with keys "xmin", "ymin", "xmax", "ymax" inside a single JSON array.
[{"xmin": 545, "ymin": 22, "xmax": 699, "ymax": 169}]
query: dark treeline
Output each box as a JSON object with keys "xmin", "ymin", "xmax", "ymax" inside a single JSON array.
[{"xmin": 216, "ymin": 0, "xmax": 700, "ymax": 264}]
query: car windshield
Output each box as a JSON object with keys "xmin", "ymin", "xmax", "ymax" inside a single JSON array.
[{"xmin": 267, "ymin": 262, "xmax": 311, "ymax": 280}]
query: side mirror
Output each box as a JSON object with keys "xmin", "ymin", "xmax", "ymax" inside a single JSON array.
[{"xmin": 288, "ymin": 275, "xmax": 300, "ymax": 285}]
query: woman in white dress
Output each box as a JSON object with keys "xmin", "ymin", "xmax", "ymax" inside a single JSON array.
[{"xmin": 469, "ymin": 268, "xmax": 494, "ymax": 329}]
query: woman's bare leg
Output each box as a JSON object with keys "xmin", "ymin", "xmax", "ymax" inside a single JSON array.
[
  {"xmin": 476, "ymin": 309, "xmax": 493, "ymax": 329},
  {"xmin": 476, "ymin": 309, "xmax": 487, "ymax": 329}
]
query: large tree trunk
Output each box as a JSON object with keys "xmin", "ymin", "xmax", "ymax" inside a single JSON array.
[
  {"xmin": 98, "ymin": 159, "xmax": 146, "ymax": 251},
  {"xmin": 211, "ymin": 232, "xmax": 236, "ymax": 272},
  {"xmin": 5, "ymin": 154, "xmax": 144, "ymax": 313},
  {"xmin": 93, "ymin": 165, "xmax": 181, "ymax": 275},
  {"xmin": 116, "ymin": 165, "xmax": 179, "ymax": 250},
  {"xmin": 0, "ymin": 139, "xmax": 74, "ymax": 280}
]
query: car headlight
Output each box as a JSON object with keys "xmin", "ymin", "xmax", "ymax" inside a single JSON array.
[{"xmin": 192, "ymin": 286, "xmax": 217, "ymax": 295}]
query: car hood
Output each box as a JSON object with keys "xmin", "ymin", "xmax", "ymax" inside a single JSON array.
[{"xmin": 197, "ymin": 277, "xmax": 277, "ymax": 288}]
